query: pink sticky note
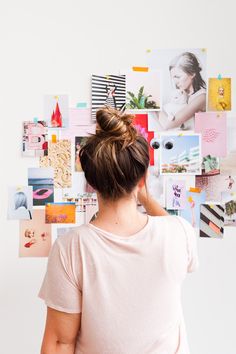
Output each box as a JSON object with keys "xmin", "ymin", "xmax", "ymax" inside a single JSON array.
[
  {"xmin": 195, "ymin": 112, "xmax": 227, "ymax": 157},
  {"xmin": 69, "ymin": 108, "xmax": 92, "ymax": 126}
]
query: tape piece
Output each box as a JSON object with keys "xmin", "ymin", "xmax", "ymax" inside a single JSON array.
[
  {"xmin": 51, "ymin": 134, "xmax": 57, "ymax": 143},
  {"xmin": 189, "ymin": 187, "xmax": 201, "ymax": 193},
  {"xmin": 217, "ymin": 74, "xmax": 222, "ymax": 80},
  {"xmin": 132, "ymin": 67, "xmax": 149, "ymax": 72},
  {"xmin": 33, "ymin": 117, "xmax": 38, "ymax": 124},
  {"xmin": 76, "ymin": 102, "xmax": 87, "ymax": 108}
]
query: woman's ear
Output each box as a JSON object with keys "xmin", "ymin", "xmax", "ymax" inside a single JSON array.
[{"xmin": 138, "ymin": 171, "xmax": 148, "ymax": 188}]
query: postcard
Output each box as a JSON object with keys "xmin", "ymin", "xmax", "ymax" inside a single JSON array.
[
  {"xmin": 195, "ymin": 112, "xmax": 227, "ymax": 157},
  {"xmin": 133, "ymin": 114, "xmax": 154, "ymax": 166},
  {"xmin": 160, "ymin": 134, "xmax": 201, "ymax": 175},
  {"xmin": 196, "ymin": 174, "xmax": 236, "ymax": 201},
  {"xmin": 126, "ymin": 69, "xmax": 161, "ymax": 112},
  {"xmin": 22, "ymin": 121, "xmax": 48, "ymax": 157},
  {"xmin": 28, "ymin": 167, "xmax": 54, "ymax": 206},
  {"xmin": 200, "ymin": 204, "xmax": 225, "ymax": 238},
  {"xmin": 166, "ymin": 179, "xmax": 186, "ymax": 209},
  {"xmin": 45, "ymin": 203, "xmax": 76, "ymax": 223},
  {"xmin": 19, "ymin": 209, "xmax": 51, "ymax": 257},
  {"xmin": 92, "ymin": 74, "xmax": 126, "ymax": 121},
  {"xmin": 208, "ymin": 78, "xmax": 231, "ymax": 111},
  {"xmin": 8, "ymin": 186, "xmax": 33, "ymax": 220},
  {"xmin": 44, "ymin": 95, "xmax": 69, "ymax": 128},
  {"xmin": 179, "ymin": 189, "xmax": 206, "ymax": 228},
  {"xmin": 221, "ymin": 191, "xmax": 236, "ymax": 226}
]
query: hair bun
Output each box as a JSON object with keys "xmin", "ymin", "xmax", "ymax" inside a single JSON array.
[{"xmin": 96, "ymin": 107, "xmax": 137, "ymax": 147}]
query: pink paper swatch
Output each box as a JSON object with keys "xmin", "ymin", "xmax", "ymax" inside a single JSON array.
[{"xmin": 195, "ymin": 112, "xmax": 227, "ymax": 157}]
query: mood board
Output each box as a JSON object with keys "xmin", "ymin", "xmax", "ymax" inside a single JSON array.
[{"xmin": 7, "ymin": 48, "xmax": 236, "ymax": 257}]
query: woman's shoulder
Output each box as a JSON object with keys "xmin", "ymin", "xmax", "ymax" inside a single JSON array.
[{"xmin": 189, "ymin": 88, "xmax": 206, "ymax": 100}]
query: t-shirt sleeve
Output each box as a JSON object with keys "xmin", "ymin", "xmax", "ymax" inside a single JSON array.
[
  {"xmin": 38, "ymin": 235, "xmax": 82, "ymax": 313},
  {"xmin": 176, "ymin": 216, "xmax": 199, "ymax": 273}
]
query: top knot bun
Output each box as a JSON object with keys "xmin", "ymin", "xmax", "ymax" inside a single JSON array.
[{"xmin": 96, "ymin": 107, "xmax": 137, "ymax": 148}]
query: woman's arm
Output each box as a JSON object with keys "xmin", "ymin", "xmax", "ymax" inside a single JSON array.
[
  {"xmin": 138, "ymin": 186, "xmax": 168, "ymax": 216},
  {"xmin": 159, "ymin": 93, "xmax": 206, "ymax": 130},
  {"xmin": 41, "ymin": 307, "xmax": 81, "ymax": 354}
]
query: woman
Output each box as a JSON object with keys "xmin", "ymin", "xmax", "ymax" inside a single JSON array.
[
  {"xmin": 39, "ymin": 107, "xmax": 198, "ymax": 354},
  {"xmin": 158, "ymin": 52, "xmax": 206, "ymax": 131}
]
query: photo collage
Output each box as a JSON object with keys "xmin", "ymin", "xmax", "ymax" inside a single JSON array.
[{"xmin": 8, "ymin": 48, "xmax": 236, "ymax": 257}]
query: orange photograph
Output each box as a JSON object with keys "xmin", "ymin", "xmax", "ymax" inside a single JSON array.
[
  {"xmin": 208, "ymin": 77, "xmax": 231, "ymax": 111},
  {"xmin": 45, "ymin": 202, "xmax": 76, "ymax": 223}
]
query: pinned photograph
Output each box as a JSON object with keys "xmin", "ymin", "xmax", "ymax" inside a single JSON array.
[
  {"xmin": 19, "ymin": 209, "xmax": 52, "ymax": 257},
  {"xmin": 92, "ymin": 74, "xmax": 126, "ymax": 120},
  {"xmin": 44, "ymin": 95, "xmax": 69, "ymax": 128},
  {"xmin": 28, "ymin": 168, "xmax": 54, "ymax": 206},
  {"xmin": 126, "ymin": 69, "xmax": 161, "ymax": 112},
  {"xmin": 40, "ymin": 140, "xmax": 72, "ymax": 188},
  {"xmin": 45, "ymin": 203, "xmax": 76, "ymax": 224},
  {"xmin": 75, "ymin": 137, "xmax": 88, "ymax": 172},
  {"xmin": 195, "ymin": 112, "xmax": 227, "ymax": 157},
  {"xmin": 200, "ymin": 204, "xmax": 225, "ymax": 238},
  {"xmin": 166, "ymin": 179, "xmax": 186, "ymax": 210},
  {"xmin": 8, "ymin": 186, "xmax": 33, "ymax": 220},
  {"xmin": 208, "ymin": 78, "xmax": 231, "ymax": 111},
  {"xmin": 22, "ymin": 121, "xmax": 48, "ymax": 157},
  {"xmin": 221, "ymin": 191, "xmax": 236, "ymax": 226},
  {"xmin": 201, "ymin": 155, "xmax": 220, "ymax": 176},
  {"xmin": 196, "ymin": 174, "xmax": 236, "ymax": 201},
  {"xmin": 160, "ymin": 134, "xmax": 201, "ymax": 175},
  {"xmin": 147, "ymin": 48, "xmax": 207, "ymax": 131},
  {"xmin": 179, "ymin": 189, "xmax": 206, "ymax": 228}
]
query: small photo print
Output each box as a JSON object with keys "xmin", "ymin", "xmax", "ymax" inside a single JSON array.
[
  {"xmin": 92, "ymin": 74, "xmax": 126, "ymax": 120},
  {"xmin": 208, "ymin": 78, "xmax": 231, "ymax": 111},
  {"xmin": 200, "ymin": 204, "xmax": 225, "ymax": 238},
  {"xmin": 166, "ymin": 179, "xmax": 186, "ymax": 210},
  {"xmin": 28, "ymin": 167, "xmax": 54, "ymax": 206},
  {"xmin": 196, "ymin": 174, "xmax": 236, "ymax": 201},
  {"xmin": 44, "ymin": 95, "xmax": 69, "ymax": 128},
  {"xmin": 126, "ymin": 70, "xmax": 161, "ymax": 112},
  {"xmin": 45, "ymin": 203, "xmax": 76, "ymax": 223},
  {"xmin": 19, "ymin": 209, "xmax": 52, "ymax": 257},
  {"xmin": 201, "ymin": 155, "xmax": 220, "ymax": 176},
  {"xmin": 75, "ymin": 137, "xmax": 88, "ymax": 172},
  {"xmin": 22, "ymin": 121, "xmax": 48, "ymax": 157},
  {"xmin": 221, "ymin": 191, "xmax": 236, "ymax": 226},
  {"xmin": 160, "ymin": 134, "xmax": 201, "ymax": 175},
  {"xmin": 179, "ymin": 190, "xmax": 206, "ymax": 228},
  {"xmin": 147, "ymin": 48, "xmax": 207, "ymax": 131},
  {"xmin": 8, "ymin": 186, "xmax": 33, "ymax": 220},
  {"xmin": 40, "ymin": 140, "xmax": 72, "ymax": 188}
]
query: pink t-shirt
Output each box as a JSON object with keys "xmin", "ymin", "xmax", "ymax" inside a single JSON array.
[{"xmin": 39, "ymin": 215, "xmax": 199, "ymax": 354}]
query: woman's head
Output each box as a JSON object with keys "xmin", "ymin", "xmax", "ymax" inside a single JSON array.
[
  {"xmin": 79, "ymin": 107, "xmax": 149, "ymax": 201},
  {"xmin": 15, "ymin": 191, "xmax": 28, "ymax": 210},
  {"xmin": 169, "ymin": 52, "xmax": 206, "ymax": 93}
]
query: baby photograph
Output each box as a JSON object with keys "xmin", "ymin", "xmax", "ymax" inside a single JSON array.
[{"xmin": 147, "ymin": 48, "xmax": 207, "ymax": 131}]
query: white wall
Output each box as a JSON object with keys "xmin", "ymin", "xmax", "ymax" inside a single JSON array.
[{"xmin": 0, "ymin": 1, "xmax": 236, "ymax": 353}]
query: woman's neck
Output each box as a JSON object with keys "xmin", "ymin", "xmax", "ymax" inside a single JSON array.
[{"xmin": 90, "ymin": 193, "xmax": 147, "ymax": 235}]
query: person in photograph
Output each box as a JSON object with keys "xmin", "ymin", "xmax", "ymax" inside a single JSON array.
[
  {"xmin": 11, "ymin": 191, "xmax": 32, "ymax": 219},
  {"xmin": 39, "ymin": 107, "xmax": 198, "ymax": 354},
  {"xmin": 157, "ymin": 52, "xmax": 206, "ymax": 131}
]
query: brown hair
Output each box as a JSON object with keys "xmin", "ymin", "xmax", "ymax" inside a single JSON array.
[{"xmin": 79, "ymin": 107, "xmax": 149, "ymax": 200}]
